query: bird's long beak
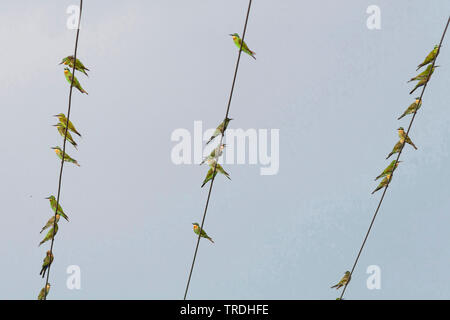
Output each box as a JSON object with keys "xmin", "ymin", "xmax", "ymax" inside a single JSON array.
[
  {"xmin": 229, "ymin": 34, "xmax": 233, "ymax": 36},
  {"xmin": 45, "ymin": 197, "xmax": 50, "ymax": 199}
]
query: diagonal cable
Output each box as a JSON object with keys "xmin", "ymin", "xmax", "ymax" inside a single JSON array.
[
  {"xmin": 183, "ymin": 0, "xmax": 253, "ymax": 300},
  {"xmin": 43, "ymin": 0, "xmax": 84, "ymax": 299},
  {"xmin": 339, "ymin": 16, "xmax": 450, "ymax": 300}
]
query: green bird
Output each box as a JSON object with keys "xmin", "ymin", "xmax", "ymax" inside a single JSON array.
[
  {"xmin": 40, "ymin": 214, "xmax": 60, "ymax": 234},
  {"xmin": 40, "ymin": 251, "xmax": 54, "ymax": 278},
  {"xmin": 375, "ymin": 160, "xmax": 402, "ymax": 181},
  {"xmin": 229, "ymin": 33, "xmax": 256, "ymax": 60},
  {"xmin": 409, "ymin": 76, "xmax": 430, "ymax": 95},
  {"xmin": 64, "ymin": 68, "xmax": 88, "ymax": 94},
  {"xmin": 200, "ymin": 144, "xmax": 226, "ymax": 165},
  {"xmin": 39, "ymin": 224, "xmax": 58, "ymax": 246},
  {"xmin": 206, "ymin": 118, "xmax": 233, "ymax": 145},
  {"xmin": 201, "ymin": 167, "xmax": 217, "ymax": 188},
  {"xmin": 331, "ymin": 271, "xmax": 351, "ymax": 289},
  {"xmin": 398, "ymin": 98, "xmax": 422, "ymax": 120},
  {"xmin": 372, "ymin": 173, "xmax": 392, "ymax": 194},
  {"xmin": 60, "ymin": 56, "xmax": 90, "ymax": 76},
  {"xmin": 416, "ymin": 45, "xmax": 440, "ymax": 71},
  {"xmin": 408, "ymin": 65, "xmax": 439, "ymax": 83},
  {"xmin": 398, "ymin": 127, "xmax": 417, "ymax": 150},
  {"xmin": 54, "ymin": 113, "xmax": 82, "ymax": 137},
  {"xmin": 192, "ymin": 223, "xmax": 214, "ymax": 243},
  {"xmin": 54, "ymin": 123, "xmax": 78, "ymax": 149},
  {"xmin": 45, "ymin": 195, "xmax": 69, "ymax": 221},
  {"xmin": 201, "ymin": 160, "xmax": 231, "ymax": 187},
  {"xmin": 386, "ymin": 141, "xmax": 403, "ymax": 160},
  {"xmin": 51, "ymin": 146, "xmax": 80, "ymax": 167},
  {"xmin": 38, "ymin": 283, "xmax": 51, "ymax": 300}
]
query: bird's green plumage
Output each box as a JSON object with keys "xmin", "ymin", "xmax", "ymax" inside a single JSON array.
[
  {"xmin": 409, "ymin": 76, "xmax": 429, "ymax": 95},
  {"xmin": 375, "ymin": 160, "xmax": 401, "ymax": 181},
  {"xmin": 206, "ymin": 118, "xmax": 232, "ymax": 145},
  {"xmin": 54, "ymin": 123, "xmax": 78, "ymax": 149},
  {"xmin": 386, "ymin": 140, "xmax": 403, "ymax": 160},
  {"xmin": 40, "ymin": 214, "xmax": 60, "ymax": 234},
  {"xmin": 398, "ymin": 128, "xmax": 417, "ymax": 150},
  {"xmin": 201, "ymin": 167, "xmax": 217, "ymax": 188},
  {"xmin": 60, "ymin": 56, "xmax": 89, "ymax": 76},
  {"xmin": 52, "ymin": 146, "xmax": 80, "ymax": 167},
  {"xmin": 201, "ymin": 160, "xmax": 231, "ymax": 187},
  {"xmin": 39, "ymin": 224, "xmax": 58, "ymax": 246},
  {"xmin": 64, "ymin": 68, "xmax": 88, "ymax": 94},
  {"xmin": 398, "ymin": 98, "xmax": 422, "ymax": 120},
  {"xmin": 416, "ymin": 45, "xmax": 439, "ymax": 71},
  {"xmin": 54, "ymin": 113, "xmax": 82, "ymax": 137},
  {"xmin": 331, "ymin": 271, "xmax": 351, "ymax": 289},
  {"xmin": 38, "ymin": 284, "xmax": 51, "ymax": 300},
  {"xmin": 200, "ymin": 144, "xmax": 226, "ymax": 165},
  {"xmin": 408, "ymin": 65, "xmax": 437, "ymax": 83},
  {"xmin": 230, "ymin": 33, "xmax": 256, "ymax": 60},
  {"xmin": 46, "ymin": 195, "xmax": 69, "ymax": 221},
  {"xmin": 40, "ymin": 251, "xmax": 54, "ymax": 278},
  {"xmin": 372, "ymin": 174, "xmax": 392, "ymax": 194},
  {"xmin": 192, "ymin": 223, "xmax": 214, "ymax": 243}
]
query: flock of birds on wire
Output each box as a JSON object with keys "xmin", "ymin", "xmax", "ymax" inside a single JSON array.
[
  {"xmin": 331, "ymin": 44, "xmax": 441, "ymax": 299},
  {"xmin": 37, "ymin": 34, "xmax": 254, "ymax": 300},
  {"xmin": 33, "ymin": 26, "xmax": 442, "ymax": 300}
]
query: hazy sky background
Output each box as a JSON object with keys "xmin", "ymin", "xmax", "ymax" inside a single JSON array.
[{"xmin": 1, "ymin": 0, "xmax": 450, "ymax": 299}]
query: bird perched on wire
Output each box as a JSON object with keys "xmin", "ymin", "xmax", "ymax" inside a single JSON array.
[
  {"xmin": 398, "ymin": 127, "xmax": 417, "ymax": 150},
  {"xmin": 60, "ymin": 56, "xmax": 90, "ymax": 77},
  {"xmin": 408, "ymin": 65, "xmax": 439, "ymax": 83},
  {"xmin": 54, "ymin": 123, "xmax": 78, "ymax": 149},
  {"xmin": 398, "ymin": 98, "xmax": 422, "ymax": 120},
  {"xmin": 39, "ymin": 225, "xmax": 58, "ymax": 246},
  {"xmin": 45, "ymin": 195, "xmax": 69, "ymax": 222},
  {"xmin": 201, "ymin": 159, "xmax": 231, "ymax": 188},
  {"xmin": 40, "ymin": 251, "xmax": 54, "ymax": 278},
  {"xmin": 229, "ymin": 33, "xmax": 256, "ymax": 59},
  {"xmin": 40, "ymin": 214, "xmax": 60, "ymax": 234},
  {"xmin": 331, "ymin": 271, "xmax": 351, "ymax": 289},
  {"xmin": 64, "ymin": 67, "xmax": 88, "ymax": 94},
  {"xmin": 206, "ymin": 118, "xmax": 233, "ymax": 145},
  {"xmin": 38, "ymin": 283, "xmax": 51, "ymax": 300},
  {"xmin": 54, "ymin": 113, "xmax": 82, "ymax": 137},
  {"xmin": 386, "ymin": 141, "xmax": 403, "ymax": 160},
  {"xmin": 200, "ymin": 144, "xmax": 226, "ymax": 165},
  {"xmin": 416, "ymin": 45, "xmax": 440, "ymax": 71},
  {"xmin": 51, "ymin": 146, "xmax": 80, "ymax": 167},
  {"xmin": 372, "ymin": 173, "xmax": 392, "ymax": 194},
  {"xmin": 192, "ymin": 223, "xmax": 214, "ymax": 243},
  {"xmin": 409, "ymin": 76, "xmax": 430, "ymax": 95},
  {"xmin": 375, "ymin": 160, "xmax": 401, "ymax": 181}
]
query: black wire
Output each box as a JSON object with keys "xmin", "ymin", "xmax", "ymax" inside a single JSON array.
[
  {"xmin": 43, "ymin": 0, "xmax": 84, "ymax": 300},
  {"xmin": 183, "ymin": 0, "xmax": 253, "ymax": 300},
  {"xmin": 339, "ymin": 16, "xmax": 450, "ymax": 300}
]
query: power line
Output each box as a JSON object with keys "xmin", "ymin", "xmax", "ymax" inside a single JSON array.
[
  {"xmin": 183, "ymin": 0, "xmax": 253, "ymax": 300},
  {"xmin": 43, "ymin": 0, "xmax": 84, "ymax": 300},
  {"xmin": 339, "ymin": 16, "xmax": 450, "ymax": 300}
]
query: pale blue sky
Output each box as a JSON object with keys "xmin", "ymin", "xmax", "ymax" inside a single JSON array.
[{"xmin": 1, "ymin": 0, "xmax": 450, "ymax": 299}]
